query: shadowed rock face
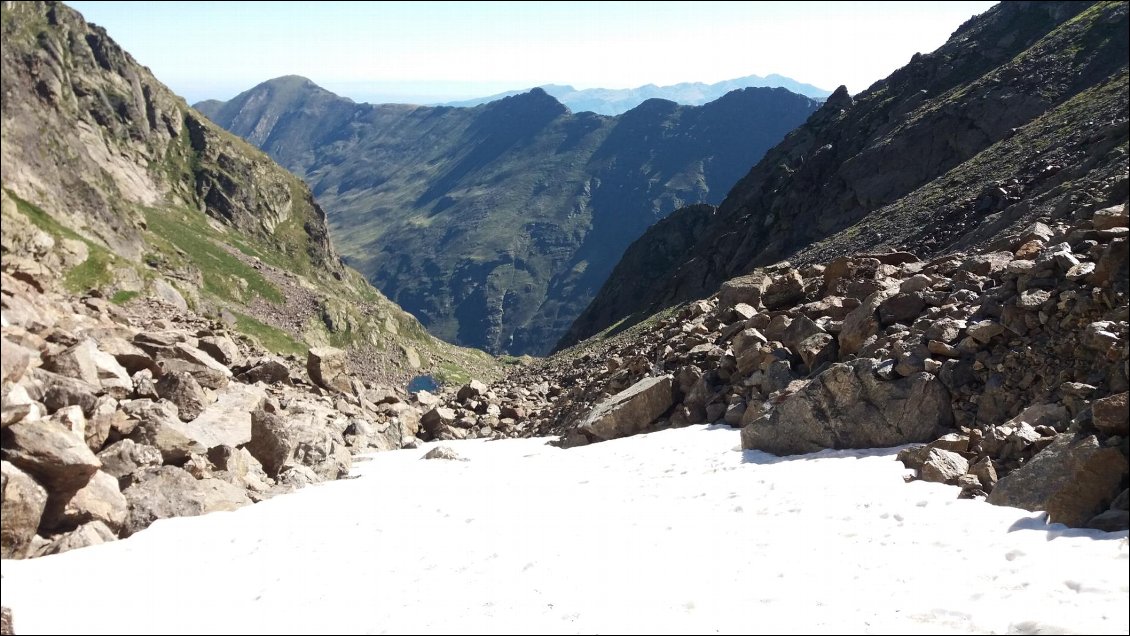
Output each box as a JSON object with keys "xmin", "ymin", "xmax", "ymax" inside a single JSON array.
[
  {"xmin": 565, "ymin": 1, "xmax": 1129, "ymax": 347},
  {"xmin": 198, "ymin": 81, "xmax": 820, "ymax": 354}
]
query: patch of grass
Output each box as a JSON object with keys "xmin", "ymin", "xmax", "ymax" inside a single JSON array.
[
  {"xmin": 7, "ymin": 189, "xmax": 119, "ymax": 293},
  {"xmin": 433, "ymin": 361, "xmax": 471, "ymax": 386},
  {"xmin": 144, "ymin": 207, "xmax": 284, "ymax": 304},
  {"xmin": 109, "ymin": 290, "xmax": 141, "ymax": 305},
  {"xmin": 230, "ymin": 311, "xmax": 307, "ymax": 357}
]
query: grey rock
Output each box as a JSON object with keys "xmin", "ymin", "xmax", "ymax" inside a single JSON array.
[
  {"xmin": 122, "ymin": 466, "xmax": 251, "ymax": 536},
  {"xmin": 155, "ymin": 371, "xmax": 208, "ymax": 421},
  {"xmin": 919, "ymin": 448, "xmax": 970, "ymax": 485},
  {"xmin": 422, "ymin": 446, "xmax": 463, "ymax": 461},
  {"xmin": 306, "ymin": 347, "xmax": 351, "ymax": 393},
  {"xmin": 2, "ymin": 420, "xmax": 101, "ymax": 491},
  {"xmin": 1, "ymin": 460, "xmax": 48, "ymax": 559},
  {"xmin": 41, "ymin": 520, "xmax": 117, "ymax": 555},
  {"xmin": 571, "ymin": 375, "xmax": 674, "ymax": 444},
  {"xmin": 96, "ymin": 439, "xmax": 163, "ymax": 483},
  {"xmin": 741, "ymin": 358, "xmax": 952, "ymax": 455},
  {"xmin": 987, "ymin": 434, "xmax": 1128, "ymax": 526}
]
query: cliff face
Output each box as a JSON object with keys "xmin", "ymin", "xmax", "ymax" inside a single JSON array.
[
  {"xmin": 564, "ymin": 1, "xmax": 1129, "ymax": 347},
  {"xmin": 0, "ymin": 1, "xmax": 339, "ymax": 273},
  {"xmin": 199, "ymin": 79, "xmax": 821, "ymax": 355}
]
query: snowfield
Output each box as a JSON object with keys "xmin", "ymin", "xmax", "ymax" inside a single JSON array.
[{"xmin": 2, "ymin": 425, "xmax": 1127, "ymax": 634}]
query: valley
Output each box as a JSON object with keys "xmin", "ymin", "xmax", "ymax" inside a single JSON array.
[{"xmin": 0, "ymin": 1, "xmax": 1127, "ymax": 634}]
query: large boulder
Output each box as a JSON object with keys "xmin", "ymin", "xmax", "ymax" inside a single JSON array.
[
  {"xmin": 198, "ymin": 335, "xmax": 243, "ymax": 368},
  {"xmin": 741, "ymin": 358, "xmax": 953, "ymax": 455},
  {"xmin": 987, "ymin": 434, "xmax": 1128, "ymax": 526},
  {"xmin": 306, "ymin": 347, "xmax": 352, "ymax": 393},
  {"xmin": 43, "ymin": 339, "xmax": 132, "ymax": 397},
  {"xmin": 179, "ymin": 383, "xmax": 264, "ymax": 448},
  {"xmin": 1, "ymin": 460, "xmax": 48, "ymax": 559},
  {"xmin": 571, "ymin": 375, "xmax": 674, "ymax": 445},
  {"xmin": 158, "ymin": 343, "xmax": 232, "ymax": 389},
  {"xmin": 420, "ymin": 406, "xmax": 458, "ymax": 439},
  {"xmin": 155, "ymin": 371, "xmax": 208, "ymax": 421},
  {"xmin": 121, "ymin": 466, "xmax": 251, "ymax": 536},
  {"xmin": 123, "ymin": 400, "xmax": 204, "ymax": 464},
  {"xmin": 2, "ymin": 420, "xmax": 101, "ymax": 491},
  {"xmin": 47, "ymin": 469, "xmax": 129, "ymax": 533},
  {"xmin": 246, "ymin": 408, "xmax": 351, "ymax": 480}
]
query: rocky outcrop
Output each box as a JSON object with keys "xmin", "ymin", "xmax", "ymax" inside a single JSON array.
[{"xmin": 121, "ymin": 466, "xmax": 252, "ymax": 537}]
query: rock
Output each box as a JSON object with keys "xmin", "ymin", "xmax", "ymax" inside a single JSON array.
[
  {"xmin": 839, "ymin": 288, "xmax": 896, "ymax": 356},
  {"xmin": 207, "ymin": 445, "xmax": 271, "ymax": 494},
  {"xmin": 1, "ymin": 337, "xmax": 35, "ymax": 383},
  {"xmin": 1092, "ymin": 204, "xmax": 1128, "ymax": 230},
  {"xmin": 741, "ymin": 358, "xmax": 952, "ymax": 455},
  {"xmin": 124, "ymin": 400, "xmax": 203, "ymax": 464},
  {"xmin": 151, "ymin": 278, "xmax": 187, "ymax": 311},
  {"xmin": 782, "ymin": 315, "xmax": 825, "ymax": 352},
  {"xmin": 797, "ymin": 333, "xmax": 838, "ymax": 372},
  {"xmin": 457, "ymin": 380, "xmax": 489, "ymax": 402},
  {"xmin": 919, "ymin": 448, "xmax": 970, "ymax": 485},
  {"xmin": 422, "ymin": 446, "xmax": 462, "ymax": 461},
  {"xmin": 879, "ymin": 292, "xmax": 927, "ymax": 325},
  {"xmin": 571, "ymin": 375, "xmax": 674, "ymax": 445},
  {"xmin": 85, "ymin": 396, "xmax": 120, "ymax": 452},
  {"xmin": 2, "ymin": 420, "xmax": 101, "ymax": 491},
  {"xmin": 420, "ymin": 407, "xmax": 458, "ymax": 439},
  {"xmin": 32, "ymin": 369, "xmax": 100, "ymax": 418},
  {"xmin": 237, "ymin": 358, "xmax": 291, "ymax": 385},
  {"xmin": 96, "ymin": 439, "xmax": 163, "ymax": 483},
  {"xmin": 246, "ymin": 408, "xmax": 351, "ymax": 480},
  {"xmin": 966, "ymin": 321, "xmax": 1004, "ymax": 344},
  {"xmin": 306, "ymin": 347, "xmax": 351, "ymax": 394},
  {"xmin": 718, "ymin": 273, "xmax": 769, "ymax": 310},
  {"xmin": 924, "ymin": 319, "xmax": 965, "ymax": 344},
  {"xmin": 51, "ymin": 469, "xmax": 128, "ymax": 532},
  {"xmin": 44, "ymin": 339, "xmax": 131, "ymax": 398},
  {"xmin": 1085, "ymin": 509, "xmax": 1129, "ymax": 532},
  {"xmin": 179, "ymin": 383, "xmax": 264, "ymax": 448},
  {"xmin": 198, "ymin": 335, "xmax": 243, "ymax": 367},
  {"xmin": 1006, "ymin": 403, "xmax": 1070, "ymax": 431},
  {"xmin": 160, "ymin": 343, "xmax": 232, "ymax": 389},
  {"xmin": 1, "ymin": 606, "xmax": 11, "ymax": 635},
  {"xmin": 762, "ymin": 269, "xmax": 805, "ymax": 310},
  {"xmin": 970, "ymin": 457, "xmax": 998, "ymax": 492},
  {"xmin": 1016, "ymin": 289, "xmax": 1051, "ymax": 310},
  {"xmin": 1092, "ymin": 392, "xmax": 1128, "ymax": 436},
  {"xmin": 121, "ymin": 466, "xmax": 251, "ymax": 536},
  {"xmin": 155, "ymin": 371, "xmax": 207, "ymax": 421},
  {"xmin": 275, "ymin": 465, "xmax": 321, "ymax": 490},
  {"xmin": 987, "ymin": 434, "xmax": 1128, "ymax": 526},
  {"xmin": 97, "ymin": 337, "xmax": 158, "ymax": 375},
  {"xmin": 1, "ymin": 460, "xmax": 48, "ymax": 559},
  {"xmin": 40, "ymin": 520, "xmax": 117, "ymax": 555}
]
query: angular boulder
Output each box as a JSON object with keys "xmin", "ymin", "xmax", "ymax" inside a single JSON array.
[
  {"xmin": 2, "ymin": 420, "xmax": 101, "ymax": 491},
  {"xmin": 987, "ymin": 434, "xmax": 1128, "ymax": 526},
  {"xmin": 571, "ymin": 375, "xmax": 674, "ymax": 445},
  {"xmin": 742, "ymin": 358, "xmax": 952, "ymax": 455},
  {"xmin": 1, "ymin": 460, "xmax": 48, "ymax": 559},
  {"xmin": 122, "ymin": 466, "xmax": 251, "ymax": 536},
  {"xmin": 306, "ymin": 347, "xmax": 352, "ymax": 393}
]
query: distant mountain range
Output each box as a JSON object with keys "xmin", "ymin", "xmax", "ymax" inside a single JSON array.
[
  {"xmin": 441, "ymin": 74, "xmax": 831, "ymax": 115},
  {"xmin": 196, "ymin": 79, "xmax": 820, "ymax": 354}
]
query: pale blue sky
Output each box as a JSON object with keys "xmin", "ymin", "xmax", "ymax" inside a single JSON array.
[{"xmin": 68, "ymin": 1, "xmax": 997, "ymax": 104}]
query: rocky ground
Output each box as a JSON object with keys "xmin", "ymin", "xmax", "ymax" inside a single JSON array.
[
  {"xmin": 424, "ymin": 202, "xmax": 1128, "ymax": 531},
  {"xmin": 0, "ymin": 266, "xmax": 441, "ymax": 560}
]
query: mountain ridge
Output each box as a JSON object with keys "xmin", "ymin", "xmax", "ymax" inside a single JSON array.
[
  {"xmin": 562, "ymin": 0, "xmax": 1129, "ymax": 349},
  {"xmin": 197, "ymin": 78, "xmax": 821, "ymax": 355}
]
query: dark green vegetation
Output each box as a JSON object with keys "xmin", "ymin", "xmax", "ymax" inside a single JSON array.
[
  {"xmin": 0, "ymin": 1, "xmax": 495, "ymax": 383},
  {"xmin": 563, "ymin": 0, "xmax": 1130, "ymax": 348},
  {"xmin": 196, "ymin": 80, "xmax": 820, "ymax": 355}
]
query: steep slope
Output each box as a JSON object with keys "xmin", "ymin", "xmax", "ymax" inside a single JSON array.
[
  {"xmin": 197, "ymin": 82, "xmax": 821, "ymax": 354},
  {"xmin": 0, "ymin": 1, "xmax": 493, "ymax": 385},
  {"xmin": 441, "ymin": 73, "xmax": 832, "ymax": 114},
  {"xmin": 563, "ymin": 0, "xmax": 1129, "ymax": 347}
]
